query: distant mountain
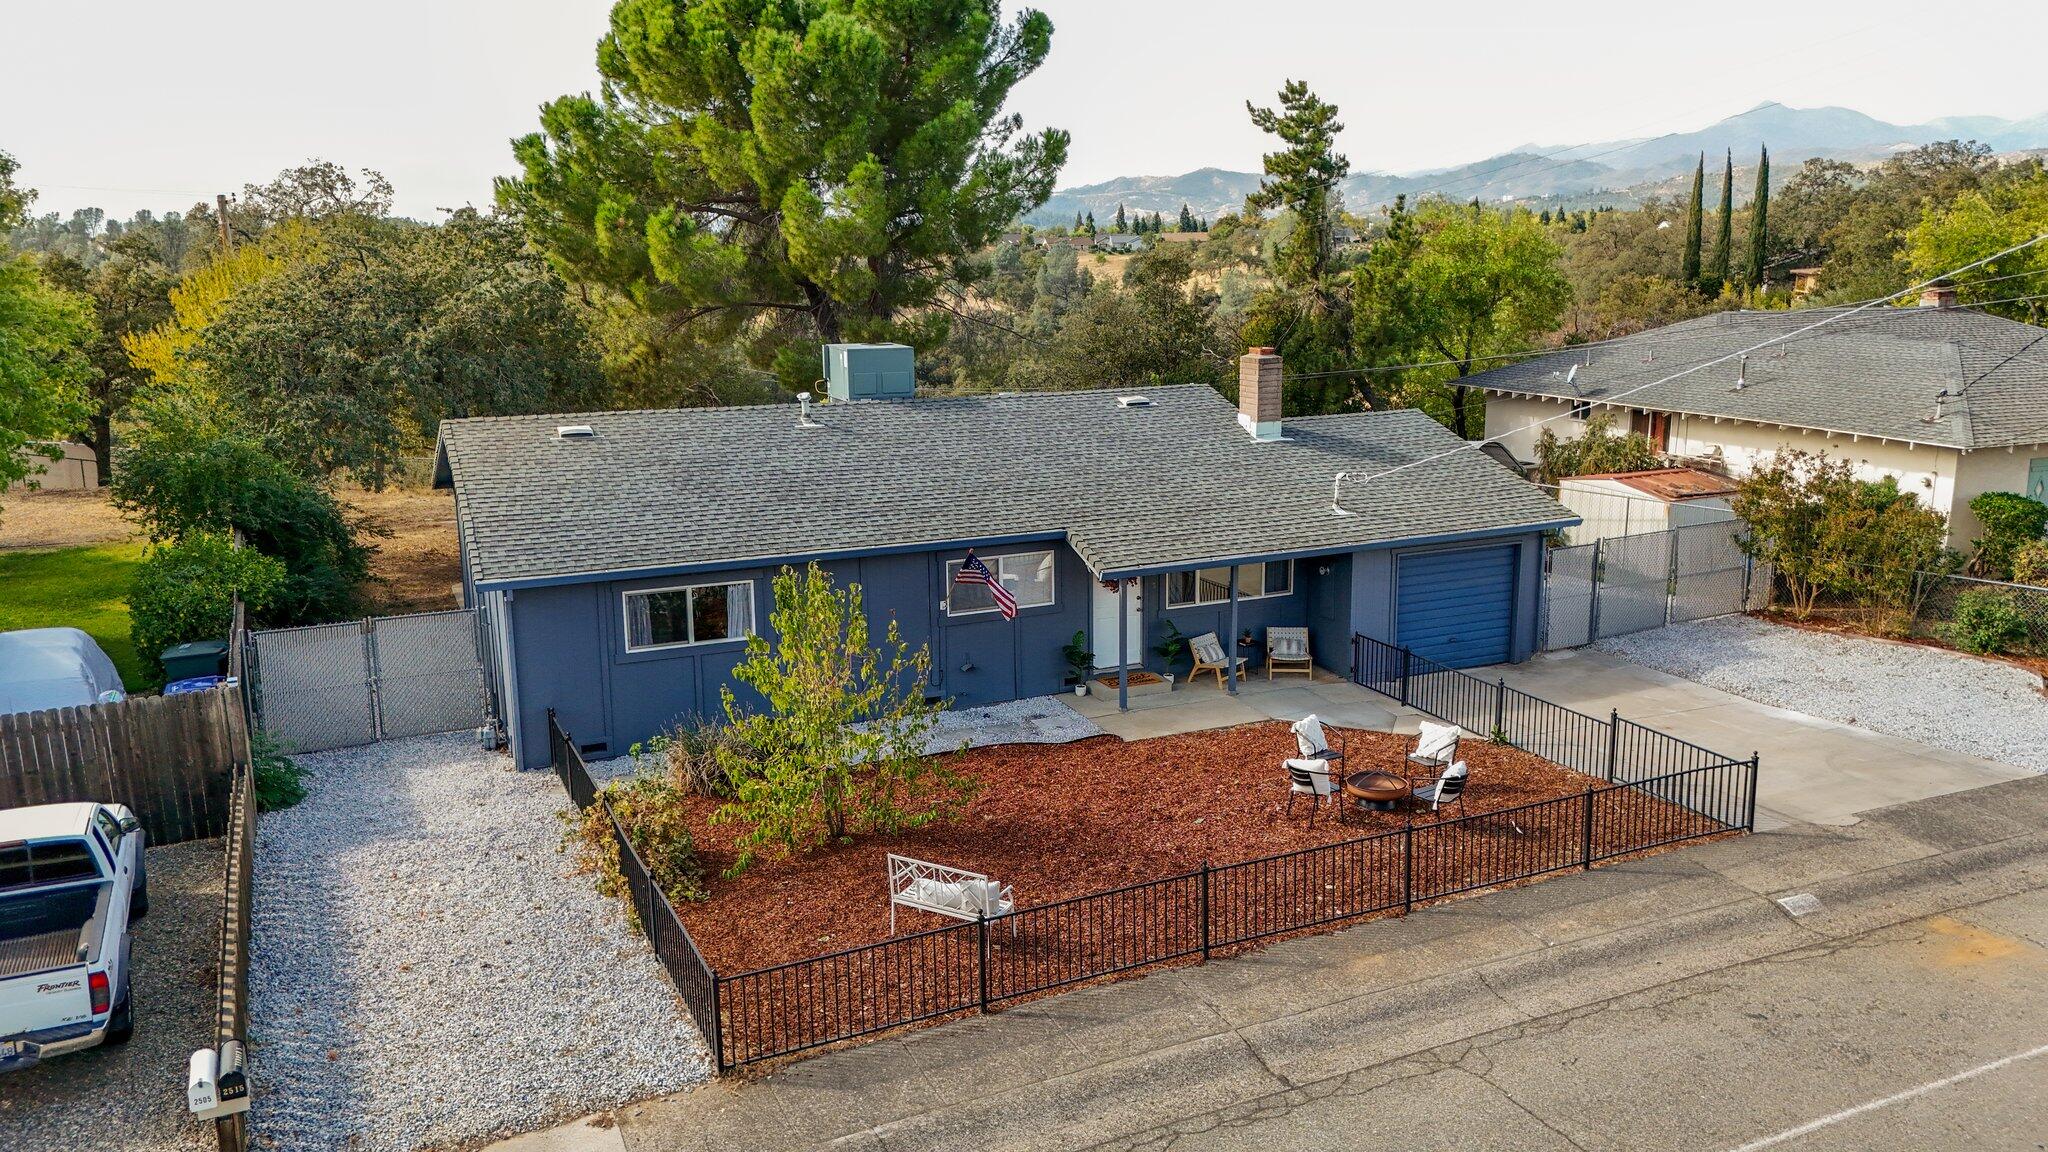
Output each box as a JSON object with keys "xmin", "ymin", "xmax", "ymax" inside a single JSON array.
[{"xmin": 1024, "ymin": 103, "xmax": 2048, "ymax": 225}]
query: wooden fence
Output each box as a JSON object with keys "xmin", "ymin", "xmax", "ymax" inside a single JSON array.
[{"xmin": 0, "ymin": 687, "xmax": 248, "ymax": 845}]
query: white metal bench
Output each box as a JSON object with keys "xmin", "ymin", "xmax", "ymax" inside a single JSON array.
[{"xmin": 887, "ymin": 853, "xmax": 1016, "ymax": 935}]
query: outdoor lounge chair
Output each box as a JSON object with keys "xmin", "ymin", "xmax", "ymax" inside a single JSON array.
[
  {"xmin": 1407, "ymin": 760, "xmax": 1469, "ymax": 814},
  {"xmin": 1188, "ymin": 631, "xmax": 1248, "ymax": 687},
  {"xmin": 888, "ymin": 854, "xmax": 1017, "ymax": 935},
  {"xmin": 1284, "ymin": 758, "xmax": 1341, "ymax": 825},
  {"xmin": 1290, "ymin": 714, "xmax": 1346, "ymax": 769},
  {"xmin": 1266, "ymin": 626, "xmax": 1313, "ymax": 680},
  {"xmin": 1405, "ymin": 721, "xmax": 1461, "ymax": 774}
]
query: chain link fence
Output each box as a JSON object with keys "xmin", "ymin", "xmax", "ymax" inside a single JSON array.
[
  {"xmin": 246, "ymin": 609, "xmax": 485, "ymax": 753},
  {"xmin": 1541, "ymin": 524, "xmax": 1758, "ymax": 651}
]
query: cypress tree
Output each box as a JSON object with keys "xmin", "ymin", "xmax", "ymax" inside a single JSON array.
[
  {"xmin": 1179, "ymin": 202, "xmax": 1195, "ymax": 231},
  {"xmin": 1073, "ymin": 210, "xmax": 1083, "ymax": 231},
  {"xmin": 1681, "ymin": 153, "xmax": 1704, "ymax": 289},
  {"xmin": 1114, "ymin": 203, "xmax": 1127, "ymax": 233},
  {"xmin": 1707, "ymin": 149, "xmax": 1733, "ymax": 291},
  {"xmin": 1744, "ymin": 145, "xmax": 1771, "ymax": 289},
  {"xmin": 1084, "ymin": 210, "xmax": 1095, "ymax": 235}
]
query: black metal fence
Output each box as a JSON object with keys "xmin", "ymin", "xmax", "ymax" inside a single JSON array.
[
  {"xmin": 556, "ymin": 636, "xmax": 1757, "ymax": 1073},
  {"xmin": 549, "ymin": 712, "xmax": 724, "ymax": 1070}
]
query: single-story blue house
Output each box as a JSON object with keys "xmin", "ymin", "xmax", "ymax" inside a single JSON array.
[{"xmin": 435, "ymin": 347, "xmax": 1576, "ymax": 769}]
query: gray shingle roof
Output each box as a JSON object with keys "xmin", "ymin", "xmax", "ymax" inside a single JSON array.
[
  {"xmin": 435, "ymin": 385, "xmax": 1572, "ymax": 588},
  {"xmin": 1467, "ymin": 306, "xmax": 2048, "ymax": 450}
]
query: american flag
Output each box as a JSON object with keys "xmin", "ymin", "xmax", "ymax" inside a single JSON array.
[{"xmin": 954, "ymin": 551, "xmax": 1018, "ymax": 619}]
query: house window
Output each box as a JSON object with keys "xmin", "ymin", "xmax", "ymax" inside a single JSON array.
[
  {"xmin": 1569, "ymin": 400, "xmax": 1592, "ymax": 420},
  {"xmin": 944, "ymin": 549, "xmax": 1056, "ymax": 616},
  {"xmin": 1165, "ymin": 560, "xmax": 1293, "ymax": 608},
  {"xmin": 623, "ymin": 580, "xmax": 755, "ymax": 651}
]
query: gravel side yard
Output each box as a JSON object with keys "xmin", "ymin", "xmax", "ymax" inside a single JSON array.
[
  {"xmin": 250, "ymin": 733, "xmax": 708, "ymax": 1152},
  {"xmin": 1595, "ymin": 615, "xmax": 2048, "ymax": 773},
  {"xmin": 0, "ymin": 839, "xmax": 221, "ymax": 1152}
]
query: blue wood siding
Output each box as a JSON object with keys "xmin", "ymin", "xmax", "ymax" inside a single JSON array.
[
  {"xmin": 507, "ymin": 542, "xmax": 1088, "ymax": 767},
  {"xmin": 1393, "ymin": 544, "xmax": 1518, "ymax": 667}
]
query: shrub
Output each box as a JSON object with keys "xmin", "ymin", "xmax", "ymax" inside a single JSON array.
[
  {"xmin": 250, "ymin": 729, "xmax": 306, "ymax": 811},
  {"xmin": 2013, "ymin": 539, "xmax": 2048, "ymax": 587},
  {"xmin": 1733, "ymin": 450, "xmax": 1955, "ymax": 622},
  {"xmin": 712, "ymin": 563, "xmax": 971, "ymax": 874},
  {"xmin": 111, "ymin": 389, "xmax": 371, "ymax": 625},
  {"xmin": 1942, "ymin": 588, "xmax": 2030, "ymax": 654},
  {"xmin": 1533, "ymin": 412, "xmax": 1660, "ymax": 485},
  {"xmin": 561, "ymin": 770, "xmax": 707, "ymax": 917},
  {"xmin": 128, "ymin": 533, "xmax": 285, "ymax": 689},
  {"xmin": 1967, "ymin": 491, "xmax": 2048, "ymax": 579},
  {"xmin": 628, "ymin": 720, "xmax": 734, "ymax": 799}
]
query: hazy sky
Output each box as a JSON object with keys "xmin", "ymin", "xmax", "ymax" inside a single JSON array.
[{"xmin": 7, "ymin": 0, "xmax": 2046, "ymax": 222}]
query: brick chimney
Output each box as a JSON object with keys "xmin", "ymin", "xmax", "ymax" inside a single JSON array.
[
  {"xmin": 1919, "ymin": 283, "xmax": 1957, "ymax": 309},
  {"xmin": 1238, "ymin": 346, "xmax": 1283, "ymax": 441}
]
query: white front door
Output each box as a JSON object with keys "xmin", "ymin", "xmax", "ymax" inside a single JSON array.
[{"xmin": 1089, "ymin": 579, "xmax": 1143, "ymax": 669}]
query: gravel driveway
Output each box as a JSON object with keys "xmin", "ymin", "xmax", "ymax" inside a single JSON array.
[
  {"xmin": 1595, "ymin": 616, "xmax": 2048, "ymax": 773},
  {"xmin": 250, "ymin": 733, "xmax": 708, "ymax": 1151},
  {"xmin": 1, "ymin": 839, "xmax": 220, "ymax": 1152}
]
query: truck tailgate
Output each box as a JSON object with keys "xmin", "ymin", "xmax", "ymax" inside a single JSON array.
[{"xmin": 0, "ymin": 962, "xmax": 93, "ymax": 1039}]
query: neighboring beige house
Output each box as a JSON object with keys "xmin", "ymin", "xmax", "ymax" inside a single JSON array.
[
  {"xmin": 1476, "ymin": 292, "xmax": 2048, "ymax": 547},
  {"xmin": 7, "ymin": 442, "xmax": 99, "ymax": 491}
]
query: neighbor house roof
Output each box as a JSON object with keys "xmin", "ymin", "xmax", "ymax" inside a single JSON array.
[
  {"xmin": 435, "ymin": 385, "xmax": 1573, "ymax": 589},
  {"xmin": 1567, "ymin": 467, "xmax": 1736, "ymax": 502},
  {"xmin": 1468, "ymin": 306, "xmax": 2048, "ymax": 451}
]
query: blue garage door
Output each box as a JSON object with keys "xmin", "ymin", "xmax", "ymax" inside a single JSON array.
[{"xmin": 1396, "ymin": 545, "xmax": 1517, "ymax": 667}]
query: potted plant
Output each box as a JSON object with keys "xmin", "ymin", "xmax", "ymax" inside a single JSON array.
[
  {"xmin": 1153, "ymin": 620, "xmax": 1190, "ymax": 689},
  {"xmin": 1062, "ymin": 630, "xmax": 1093, "ymax": 696}
]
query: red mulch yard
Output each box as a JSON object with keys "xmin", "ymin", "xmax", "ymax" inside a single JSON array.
[{"xmin": 667, "ymin": 721, "xmax": 1718, "ymax": 974}]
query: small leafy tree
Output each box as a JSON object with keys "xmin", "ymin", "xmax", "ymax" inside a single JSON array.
[
  {"xmin": 1966, "ymin": 491, "xmax": 2048, "ymax": 579},
  {"xmin": 128, "ymin": 533, "xmax": 286, "ymax": 688},
  {"xmin": 1532, "ymin": 412, "xmax": 1659, "ymax": 484},
  {"xmin": 1942, "ymin": 589, "xmax": 2030, "ymax": 655},
  {"xmin": 712, "ymin": 565, "xmax": 970, "ymax": 873},
  {"xmin": 1733, "ymin": 450, "xmax": 1955, "ymax": 625},
  {"xmin": 112, "ymin": 390, "xmax": 369, "ymax": 625}
]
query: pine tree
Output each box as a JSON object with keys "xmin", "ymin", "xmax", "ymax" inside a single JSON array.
[
  {"xmin": 1707, "ymin": 149, "xmax": 1733, "ymax": 291},
  {"xmin": 1084, "ymin": 210, "xmax": 1096, "ymax": 235},
  {"xmin": 1744, "ymin": 145, "xmax": 1770, "ymax": 290},
  {"xmin": 1073, "ymin": 210, "xmax": 1083, "ymax": 232},
  {"xmin": 1178, "ymin": 202, "xmax": 1195, "ymax": 231},
  {"xmin": 1539, "ymin": 208, "xmax": 1552, "ymax": 225},
  {"xmin": 1681, "ymin": 153, "xmax": 1704, "ymax": 289},
  {"xmin": 1114, "ymin": 203, "xmax": 1127, "ymax": 233}
]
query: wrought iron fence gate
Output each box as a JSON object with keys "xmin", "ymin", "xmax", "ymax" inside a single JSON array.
[{"xmin": 245, "ymin": 609, "xmax": 486, "ymax": 752}]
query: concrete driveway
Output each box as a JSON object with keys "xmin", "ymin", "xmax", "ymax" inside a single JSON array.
[{"xmin": 1481, "ymin": 648, "xmax": 2032, "ymax": 830}]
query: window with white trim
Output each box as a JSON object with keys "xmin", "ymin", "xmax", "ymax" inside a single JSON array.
[
  {"xmin": 944, "ymin": 549, "xmax": 1057, "ymax": 616},
  {"xmin": 1165, "ymin": 560, "xmax": 1292, "ymax": 608},
  {"xmin": 623, "ymin": 580, "xmax": 756, "ymax": 651}
]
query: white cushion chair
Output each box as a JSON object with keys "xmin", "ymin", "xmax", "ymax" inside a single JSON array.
[
  {"xmin": 1284, "ymin": 758, "xmax": 1340, "ymax": 825},
  {"xmin": 1290, "ymin": 713, "xmax": 1346, "ymax": 769},
  {"xmin": 1410, "ymin": 760, "xmax": 1469, "ymax": 814},
  {"xmin": 1406, "ymin": 721, "xmax": 1461, "ymax": 774},
  {"xmin": 1188, "ymin": 631, "xmax": 1248, "ymax": 687},
  {"xmin": 1266, "ymin": 626, "xmax": 1313, "ymax": 680}
]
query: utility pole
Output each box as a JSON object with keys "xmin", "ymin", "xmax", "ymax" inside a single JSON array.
[{"xmin": 216, "ymin": 194, "xmax": 234, "ymax": 253}]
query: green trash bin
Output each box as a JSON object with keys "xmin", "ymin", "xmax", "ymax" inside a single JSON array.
[{"xmin": 161, "ymin": 640, "xmax": 230, "ymax": 683}]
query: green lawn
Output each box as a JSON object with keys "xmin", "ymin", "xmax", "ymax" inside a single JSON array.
[{"xmin": 0, "ymin": 542, "xmax": 149, "ymax": 689}]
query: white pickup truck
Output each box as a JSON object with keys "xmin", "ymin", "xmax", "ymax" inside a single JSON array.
[{"xmin": 0, "ymin": 802, "xmax": 147, "ymax": 1072}]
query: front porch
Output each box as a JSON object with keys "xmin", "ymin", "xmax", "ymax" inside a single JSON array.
[{"xmin": 1065, "ymin": 662, "xmax": 1419, "ymax": 742}]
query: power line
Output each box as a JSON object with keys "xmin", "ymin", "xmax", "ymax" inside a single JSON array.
[{"xmin": 1329, "ymin": 232, "xmax": 2048, "ymax": 512}]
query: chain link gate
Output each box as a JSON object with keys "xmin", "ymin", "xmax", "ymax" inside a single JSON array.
[
  {"xmin": 246, "ymin": 609, "xmax": 485, "ymax": 753},
  {"xmin": 1542, "ymin": 521, "xmax": 1756, "ymax": 651}
]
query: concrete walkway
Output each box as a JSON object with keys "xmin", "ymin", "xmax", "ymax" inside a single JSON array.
[
  {"xmin": 1479, "ymin": 648, "xmax": 2033, "ymax": 830},
  {"xmin": 495, "ymin": 774, "xmax": 2048, "ymax": 1152},
  {"xmin": 1067, "ymin": 668, "xmax": 1409, "ymax": 742}
]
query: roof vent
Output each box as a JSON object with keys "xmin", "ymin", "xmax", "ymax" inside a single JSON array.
[
  {"xmin": 1116, "ymin": 395, "xmax": 1154, "ymax": 409},
  {"xmin": 796, "ymin": 392, "xmax": 821, "ymax": 429},
  {"xmin": 1733, "ymin": 355, "xmax": 1747, "ymax": 391},
  {"xmin": 555, "ymin": 425, "xmax": 595, "ymax": 440}
]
